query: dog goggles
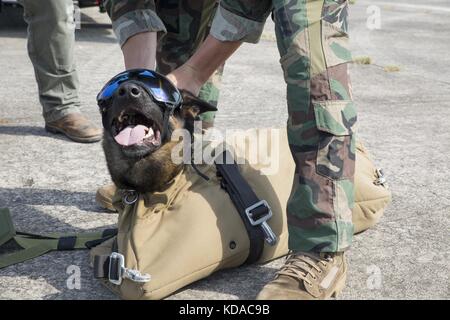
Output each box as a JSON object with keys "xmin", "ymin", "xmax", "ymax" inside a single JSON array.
[
  {"xmin": 96, "ymin": 69, "xmax": 182, "ymax": 108},
  {"xmin": 97, "ymin": 69, "xmax": 182, "ymax": 141}
]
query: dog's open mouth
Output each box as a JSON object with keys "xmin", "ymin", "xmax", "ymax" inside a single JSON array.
[{"xmin": 112, "ymin": 112, "xmax": 161, "ymax": 147}]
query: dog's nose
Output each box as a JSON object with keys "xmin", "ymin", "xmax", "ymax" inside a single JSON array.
[{"xmin": 117, "ymin": 82, "xmax": 142, "ymax": 99}]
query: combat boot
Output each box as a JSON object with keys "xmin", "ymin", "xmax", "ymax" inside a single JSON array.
[
  {"xmin": 95, "ymin": 183, "xmax": 117, "ymax": 212},
  {"xmin": 256, "ymin": 251, "xmax": 347, "ymax": 300},
  {"xmin": 45, "ymin": 113, "xmax": 102, "ymax": 143}
]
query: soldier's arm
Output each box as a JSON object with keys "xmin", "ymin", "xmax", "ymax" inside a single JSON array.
[
  {"xmin": 168, "ymin": 36, "xmax": 241, "ymax": 95},
  {"xmin": 104, "ymin": 0, "xmax": 165, "ymax": 69}
]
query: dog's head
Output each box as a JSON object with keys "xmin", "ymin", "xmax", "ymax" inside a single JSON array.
[{"xmin": 100, "ymin": 79, "xmax": 216, "ymax": 193}]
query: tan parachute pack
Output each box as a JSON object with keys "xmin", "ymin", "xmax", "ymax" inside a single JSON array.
[{"xmin": 90, "ymin": 128, "xmax": 391, "ymax": 299}]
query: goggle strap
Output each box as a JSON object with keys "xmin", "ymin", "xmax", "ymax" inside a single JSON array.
[{"xmin": 161, "ymin": 104, "xmax": 175, "ymax": 142}]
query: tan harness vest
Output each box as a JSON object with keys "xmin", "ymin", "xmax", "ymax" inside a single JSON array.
[{"xmin": 90, "ymin": 129, "xmax": 391, "ymax": 299}]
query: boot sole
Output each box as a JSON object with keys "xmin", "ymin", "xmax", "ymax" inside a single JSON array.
[
  {"xmin": 45, "ymin": 125, "xmax": 102, "ymax": 143},
  {"xmin": 95, "ymin": 190, "xmax": 117, "ymax": 213}
]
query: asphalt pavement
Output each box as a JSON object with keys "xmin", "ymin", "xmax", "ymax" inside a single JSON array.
[{"xmin": 0, "ymin": 0, "xmax": 449, "ymax": 299}]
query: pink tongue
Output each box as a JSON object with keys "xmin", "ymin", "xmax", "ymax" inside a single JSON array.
[{"xmin": 114, "ymin": 125, "xmax": 149, "ymax": 146}]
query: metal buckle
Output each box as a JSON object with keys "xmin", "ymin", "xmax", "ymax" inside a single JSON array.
[
  {"xmin": 245, "ymin": 200, "xmax": 277, "ymax": 246},
  {"xmin": 245, "ymin": 200, "xmax": 272, "ymax": 225},
  {"xmin": 374, "ymin": 168, "xmax": 387, "ymax": 187},
  {"xmin": 108, "ymin": 252, "xmax": 151, "ymax": 285},
  {"xmin": 122, "ymin": 190, "xmax": 138, "ymax": 205},
  {"xmin": 108, "ymin": 252, "xmax": 124, "ymax": 285}
]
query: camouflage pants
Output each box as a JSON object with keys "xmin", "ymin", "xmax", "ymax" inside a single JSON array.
[
  {"xmin": 105, "ymin": 0, "xmax": 222, "ymax": 125},
  {"xmin": 208, "ymin": 0, "xmax": 357, "ymax": 252},
  {"xmin": 274, "ymin": 0, "xmax": 356, "ymax": 252}
]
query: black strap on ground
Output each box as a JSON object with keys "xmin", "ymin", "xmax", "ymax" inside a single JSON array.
[
  {"xmin": 93, "ymin": 254, "xmax": 112, "ymax": 279},
  {"xmin": 215, "ymin": 151, "xmax": 269, "ymax": 264},
  {"xmin": 93, "ymin": 238, "xmax": 119, "ymax": 279},
  {"xmin": 57, "ymin": 236, "xmax": 77, "ymax": 250}
]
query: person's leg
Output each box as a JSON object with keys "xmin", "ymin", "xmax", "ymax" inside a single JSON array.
[
  {"xmin": 156, "ymin": 0, "xmax": 222, "ymax": 128},
  {"xmin": 20, "ymin": 0, "xmax": 101, "ymax": 142},
  {"xmin": 258, "ymin": 0, "xmax": 356, "ymax": 299}
]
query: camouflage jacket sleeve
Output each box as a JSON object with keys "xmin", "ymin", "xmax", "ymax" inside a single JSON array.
[
  {"xmin": 103, "ymin": 0, "xmax": 166, "ymax": 47},
  {"xmin": 210, "ymin": 0, "xmax": 272, "ymax": 43}
]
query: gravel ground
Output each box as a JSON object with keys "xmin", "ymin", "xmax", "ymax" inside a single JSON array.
[{"xmin": 0, "ymin": 0, "xmax": 448, "ymax": 300}]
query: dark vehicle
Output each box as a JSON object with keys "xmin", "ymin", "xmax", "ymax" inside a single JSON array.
[{"xmin": 0, "ymin": 0, "xmax": 105, "ymax": 11}]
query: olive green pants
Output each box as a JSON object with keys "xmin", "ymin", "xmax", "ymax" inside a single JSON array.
[{"xmin": 19, "ymin": 0, "xmax": 81, "ymax": 122}]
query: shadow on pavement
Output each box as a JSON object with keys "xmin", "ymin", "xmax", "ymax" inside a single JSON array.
[
  {"xmin": 0, "ymin": 187, "xmax": 108, "ymax": 213},
  {"xmin": 0, "ymin": 125, "xmax": 53, "ymax": 137},
  {"xmin": 188, "ymin": 264, "xmax": 280, "ymax": 300},
  {"xmin": 0, "ymin": 125, "xmax": 95, "ymax": 143}
]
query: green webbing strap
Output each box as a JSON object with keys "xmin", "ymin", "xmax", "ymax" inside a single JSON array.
[
  {"xmin": 0, "ymin": 208, "xmax": 15, "ymax": 247},
  {"xmin": 0, "ymin": 208, "xmax": 117, "ymax": 269}
]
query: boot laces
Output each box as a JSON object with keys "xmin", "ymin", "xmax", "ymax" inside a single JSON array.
[{"xmin": 277, "ymin": 252, "xmax": 333, "ymax": 287}]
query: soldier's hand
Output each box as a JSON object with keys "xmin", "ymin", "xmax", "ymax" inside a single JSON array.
[
  {"xmin": 167, "ymin": 64, "xmax": 203, "ymax": 96},
  {"xmin": 167, "ymin": 35, "xmax": 242, "ymax": 97}
]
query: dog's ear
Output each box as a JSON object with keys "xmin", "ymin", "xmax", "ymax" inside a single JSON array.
[{"xmin": 179, "ymin": 89, "xmax": 217, "ymax": 120}]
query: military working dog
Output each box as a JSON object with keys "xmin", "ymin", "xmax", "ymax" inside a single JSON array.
[
  {"xmin": 101, "ymin": 79, "xmax": 216, "ymax": 194},
  {"xmin": 93, "ymin": 72, "xmax": 390, "ymax": 300}
]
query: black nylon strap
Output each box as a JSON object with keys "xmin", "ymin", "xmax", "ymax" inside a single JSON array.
[
  {"xmin": 57, "ymin": 236, "xmax": 77, "ymax": 250},
  {"xmin": 215, "ymin": 151, "xmax": 268, "ymax": 264},
  {"xmin": 102, "ymin": 228, "xmax": 118, "ymax": 238},
  {"xmin": 93, "ymin": 253, "xmax": 122, "ymax": 283},
  {"xmin": 93, "ymin": 238, "xmax": 119, "ymax": 280},
  {"xmin": 112, "ymin": 238, "xmax": 118, "ymax": 252},
  {"xmin": 93, "ymin": 255, "xmax": 110, "ymax": 279}
]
